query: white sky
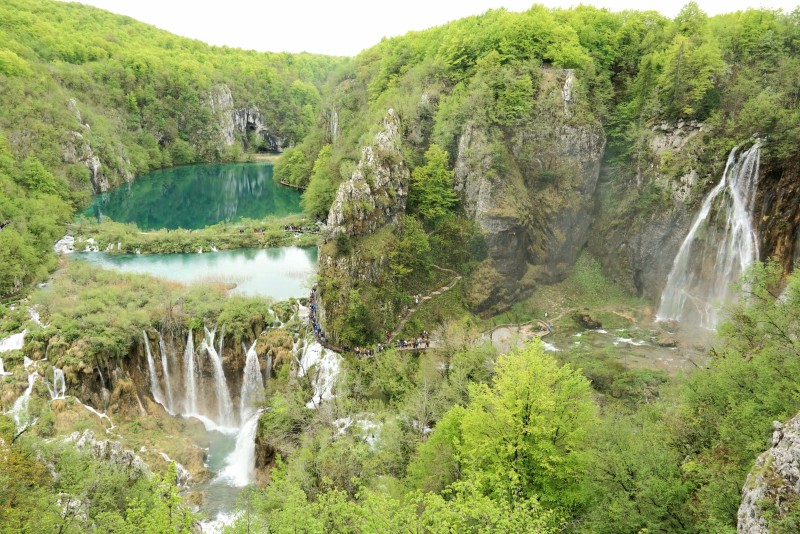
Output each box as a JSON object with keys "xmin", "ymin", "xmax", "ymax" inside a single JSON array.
[{"xmin": 69, "ymin": 0, "xmax": 798, "ymax": 57}]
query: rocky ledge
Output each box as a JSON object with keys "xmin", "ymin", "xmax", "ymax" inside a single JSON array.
[{"xmin": 738, "ymin": 414, "xmax": 800, "ymax": 532}]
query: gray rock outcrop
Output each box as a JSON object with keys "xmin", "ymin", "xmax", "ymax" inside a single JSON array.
[
  {"xmin": 65, "ymin": 429, "xmax": 150, "ymax": 478},
  {"xmin": 207, "ymin": 85, "xmax": 284, "ymax": 152},
  {"xmin": 589, "ymin": 121, "xmax": 710, "ymax": 301},
  {"xmin": 738, "ymin": 415, "xmax": 800, "ymax": 532},
  {"xmin": 326, "ymin": 108, "xmax": 409, "ymax": 238},
  {"xmin": 63, "ymin": 99, "xmax": 111, "ymax": 193}
]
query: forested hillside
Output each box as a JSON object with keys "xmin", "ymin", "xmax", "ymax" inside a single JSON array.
[
  {"xmin": 4, "ymin": 1, "xmax": 800, "ymax": 532},
  {"xmin": 279, "ymin": 3, "xmax": 800, "ymax": 344},
  {"xmin": 0, "ymin": 0, "xmax": 343, "ymax": 297}
]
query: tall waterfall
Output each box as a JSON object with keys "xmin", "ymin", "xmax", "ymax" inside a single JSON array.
[
  {"xmin": 657, "ymin": 142, "xmax": 762, "ymax": 328},
  {"xmin": 240, "ymin": 341, "xmax": 264, "ymax": 422},
  {"xmin": 143, "ymin": 331, "xmax": 166, "ymax": 408},
  {"xmin": 201, "ymin": 327, "xmax": 236, "ymax": 427},
  {"xmin": 183, "ymin": 329, "xmax": 198, "ymax": 415},
  {"xmin": 157, "ymin": 333, "xmax": 175, "ymax": 411}
]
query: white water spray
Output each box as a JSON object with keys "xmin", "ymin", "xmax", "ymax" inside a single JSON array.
[
  {"xmin": 157, "ymin": 332, "xmax": 175, "ymax": 411},
  {"xmin": 219, "ymin": 411, "xmax": 261, "ymax": 487},
  {"xmin": 201, "ymin": 327, "xmax": 236, "ymax": 427},
  {"xmin": 143, "ymin": 331, "xmax": 166, "ymax": 408},
  {"xmin": 50, "ymin": 368, "xmax": 66, "ymax": 399},
  {"xmin": 10, "ymin": 372, "xmax": 37, "ymax": 426},
  {"xmin": 297, "ymin": 340, "xmax": 341, "ymax": 409},
  {"xmin": 183, "ymin": 329, "xmax": 198, "ymax": 415},
  {"xmin": 0, "ymin": 331, "xmax": 25, "ymax": 353},
  {"xmin": 240, "ymin": 341, "xmax": 264, "ymax": 422},
  {"xmin": 657, "ymin": 142, "xmax": 762, "ymax": 329}
]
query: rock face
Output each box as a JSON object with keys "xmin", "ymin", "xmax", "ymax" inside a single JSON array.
[
  {"xmin": 757, "ymin": 155, "xmax": 800, "ymax": 276},
  {"xmin": 326, "ymin": 109, "xmax": 409, "ymax": 238},
  {"xmin": 65, "ymin": 430, "xmax": 150, "ymax": 478},
  {"xmin": 208, "ymin": 85, "xmax": 285, "ymax": 152},
  {"xmin": 316, "ymin": 109, "xmax": 409, "ymax": 341},
  {"xmin": 63, "ymin": 99, "xmax": 111, "ymax": 193},
  {"xmin": 455, "ymin": 69, "xmax": 605, "ymax": 313},
  {"xmin": 738, "ymin": 415, "xmax": 800, "ymax": 532},
  {"xmin": 589, "ymin": 121, "xmax": 710, "ymax": 301}
]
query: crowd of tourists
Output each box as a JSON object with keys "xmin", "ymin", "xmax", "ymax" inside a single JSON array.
[{"xmin": 307, "ymin": 290, "xmax": 329, "ymax": 345}]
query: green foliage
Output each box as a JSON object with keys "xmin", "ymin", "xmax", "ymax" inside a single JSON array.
[
  {"xmin": 0, "ymin": 425, "xmax": 194, "ymax": 533},
  {"xmin": 455, "ymin": 342, "xmax": 596, "ymax": 509},
  {"xmin": 657, "ymin": 33, "xmax": 725, "ymax": 120},
  {"xmin": 672, "ymin": 261, "xmax": 800, "ymax": 529},
  {"xmin": 388, "ymin": 216, "xmax": 431, "ymax": 283},
  {"xmin": 300, "ymin": 144, "xmax": 337, "ymax": 219},
  {"xmin": 408, "ymin": 144, "xmax": 458, "ymax": 224},
  {"xmin": 273, "ymin": 145, "xmax": 313, "ymax": 187}
]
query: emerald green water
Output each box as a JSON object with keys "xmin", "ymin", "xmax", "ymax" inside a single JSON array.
[{"xmin": 81, "ymin": 163, "xmax": 301, "ymax": 230}]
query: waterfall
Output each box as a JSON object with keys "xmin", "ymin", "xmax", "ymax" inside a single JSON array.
[
  {"xmin": 157, "ymin": 332, "xmax": 175, "ymax": 411},
  {"xmin": 51, "ymin": 368, "xmax": 66, "ymax": 399},
  {"xmin": 0, "ymin": 358, "xmax": 10, "ymax": 376},
  {"xmin": 0, "ymin": 331, "xmax": 26, "ymax": 353},
  {"xmin": 297, "ymin": 339, "xmax": 342, "ymax": 409},
  {"xmin": 201, "ymin": 327, "xmax": 236, "ymax": 427},
  {"xmin": 143, "ymin": 331, "xmax": 166, "ymax": 407},
  {"xmin": 240, "ymin": 341, "xmax": 264, "ymax": 422},
  {"xmin": 219, "ymin": 411, "xmax": 261, "ymax": 487},
  {"xmin": 184, "ymin": 329, "xmax": 198, "ymax": 415},
  {"xmin": 657, "ymin": 142, "xmax": 762, "ymax": 329},
  {"xmin": 10, "ymin": 372, "xmax": 37, "ymax": 427}
]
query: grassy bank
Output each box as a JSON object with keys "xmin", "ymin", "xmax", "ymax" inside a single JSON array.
[{"xmin": 69, "ymin": 214, "xmax": 321, "ymax": 255}]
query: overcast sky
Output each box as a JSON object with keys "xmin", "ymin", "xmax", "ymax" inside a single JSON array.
[{"xmin": 70, "ymin": 0, "xmax": 798, "ymax": 57}]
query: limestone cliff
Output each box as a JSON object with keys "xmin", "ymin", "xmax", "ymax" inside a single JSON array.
[
  {"xmin": 326, "ymin": 109, "xmax": 409, "ymax": 238},
  {"xmin": 62, "ymin": 99, "xmax": 117, "ymax": 193},
  {"xmin": 757, "ymin": 155, "xmax": 800, "ymax": 276},
  {"xmin": 316, "ymin": 109, "xmax": 409, "ymax": 341},
  {"xmin": 208, "ymin": 85, "xmax": 286, "ymax": 153},
  {"xmin": 589, "ymin": 121, "xmax": 713, "ymax": 301},
  {"xmin": 456, "ymin": 69, "xmax": 605, "ymax": 314},
  {"xmin": 738, "ymin": 415, "xmax": 800, "ymax": 532}
]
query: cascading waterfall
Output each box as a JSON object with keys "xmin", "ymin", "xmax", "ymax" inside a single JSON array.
[
  {"xmin": 143, "ymin": 331, "xmax": 166, "ymax": 408},
  {"xmin": 51, "ymin": 368, "xmax": 66, "ymax": 399},
  {"xmin": 183, "ymin": 329, "xmax": 198, "ymax": 415},
  {"xmin": 157, "ymin": 333, "xmax": 175, "ymax": 412},
  {"xmin": 201, "ymin": 327, "xmax": 236, "ymax": 427},
  {"xmin": 240, "ymin": 341, "xmax": 264, "ymax": 422},
  {"xmin": 657, "ymin": 142, "xmax": 762, "ymax": 329},
  {"xmin": 10, "ymin": 372, "xmax": 37, "ymax": 426},
  {"xmin": 0, "ymin": 331, "xmax": 26, "ymax": 353},
  {"xmin": 220, "ymin": 410, "xmax": 261, "ymax": 487},
  {"xmin": 297, "ymin": 339, "xmax": 342, "ymax": 409}
]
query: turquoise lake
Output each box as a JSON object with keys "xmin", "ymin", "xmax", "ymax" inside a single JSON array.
[{"xmin": 81, "ymin": 163, "xmax": 302, "ymax": 230}]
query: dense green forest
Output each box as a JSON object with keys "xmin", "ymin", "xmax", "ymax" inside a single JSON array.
[
  {"xmin": 3, "ymin": 1, "xmax": 800, "ymax": 533},
  {"xmin": 0, "ymin": 0, "xmax": 343, "ymax": 297}
]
